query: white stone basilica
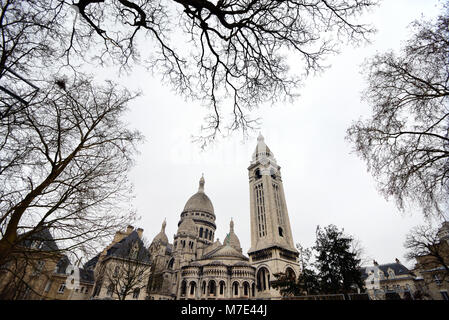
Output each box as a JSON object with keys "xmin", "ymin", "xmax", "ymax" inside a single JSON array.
[{"xmin": 148, "ymin": 134, "xmax": 300, "ymax": 300}]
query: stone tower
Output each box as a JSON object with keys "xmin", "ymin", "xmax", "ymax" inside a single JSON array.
[{"xmin": 247, "ymin": 134, "xmax": 300, "ymax": 298}]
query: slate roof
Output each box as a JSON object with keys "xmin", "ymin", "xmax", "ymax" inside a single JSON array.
[
  {"xmin": 84, "ymin": 253, "xmax": 100, "ymax": 271},
  {"xmin": 55, "ymin": 256, "xmax": 95, "ymax": 283},
  {"xmin": 105, "ymin": 230, "xmax": 150, "ymax": 263},
  {"xmin": 79, "ymin": 268, "xmax": 95, "ymax": 283},
  {"xmin": 20, "ymin": 228, "xmax": 59, "ymax": 252},
  {"xmin": 360, "ymin": 262, "xmax": 415, "ymax": 280}
]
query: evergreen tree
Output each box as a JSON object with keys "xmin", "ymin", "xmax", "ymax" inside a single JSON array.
[{"xmin": 314, "ymin": 225, "xmax": 364, "ymax": 294}]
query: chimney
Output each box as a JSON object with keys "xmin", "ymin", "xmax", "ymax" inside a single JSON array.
[
  {"xmin": 126, "ymin": 225, "xmax": 134, "ymax": 234},
  {"xmin": 137, "ymin": 228, "xmax": 144, "ymax": 239},
  {"xmin": 395, "ymin": 258, "xmax": 400, "ymax": 264},
  {"xmin": 112, "ymin": 228, "xmax": 127, "ymax": 244},
  {"xmin": 373, "ymin": 260, "xmax": 378, "ymax": 266}
]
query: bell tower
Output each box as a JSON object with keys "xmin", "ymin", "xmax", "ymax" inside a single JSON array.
[{"xmin": 248, "ymin": 134, "xmax": 300, "ymax": 298}]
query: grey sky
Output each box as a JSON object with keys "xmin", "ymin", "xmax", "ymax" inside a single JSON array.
[{"xmin": 96, "ymin": 0, "xmax": 444, "ymax": 268}]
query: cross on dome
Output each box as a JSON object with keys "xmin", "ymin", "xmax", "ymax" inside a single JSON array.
[{"xmin": 198, "ymin": 173, "xmax": 205, "ymax": 192}]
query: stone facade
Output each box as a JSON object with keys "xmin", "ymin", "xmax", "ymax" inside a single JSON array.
[
  {"xmin": 0, "ymin": 229, "xmax": 94, "ymax": 300},
  {"xmin": 412, "ymin": 222, "xmax": 449, "ymax": 300}
]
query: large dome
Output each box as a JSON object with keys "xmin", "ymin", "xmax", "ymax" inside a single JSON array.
[
  {"xmin": 183, "ymin": 175, "xmax": 214, "ymax": 215},
  {"xmin": 183, "ymin": 192, "xmax": 214, "ymax": 214}
]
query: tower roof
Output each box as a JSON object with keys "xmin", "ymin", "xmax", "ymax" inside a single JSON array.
[
  {"xmin": 251, "ymin": 133, "xmax": 277, "ymax": 165},
  {"xmin": 183, "ymin": 175, "xmax": 214, "ymax": 215}
]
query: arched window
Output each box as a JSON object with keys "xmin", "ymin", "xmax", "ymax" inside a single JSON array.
[
  {"xmin": 254, "ymin": 183, "xmax": 266, "ymax": 238},
  {"xmin": 208, "ymin": 280, "xmax": 216, "ymax": 296},
  {"xmin": 243, "ymin": 282, "xmax": 249, "ymax": 296},
  {"xmin": 251, "ymin": 283, "xmax": 255, "ymax": 297},
  {"xmin": 202, "ymin": 281, "xmax": 206, "ymax": 295},
  {"xmin": 180, "ymin": 280, "xmax": 187, "ymax": 296},
  {"xmin": 219, "ymin": 281, "xmax": 225, "ymax": 295},
  {"xmin": 167, "ymin": 258, "xmax": 174, "ymax": 270},
  {"xmin": 233, "ymin": 282, "xmax": 239, "ymax": 296},
  {"xmin": 205, "ymin": 229, "xmax": 209, "ymax": 239},
  {"xmin": 199, "ymin": 227, "xmax": 203, "ymax": 238},
  {"xmin": 285, "ymin": 267, "xmax": 295, "ymax": 280},
  {"xmin": 257, "ymin": 267, "xmax": 270, "ymax": 292},
  {"xmin": 189, "ymin": 282, "xmax": 196, "ymax": 295}
]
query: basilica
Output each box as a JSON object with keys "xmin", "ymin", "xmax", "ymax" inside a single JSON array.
[{"xmin": 147, "ymin": 134, "xmax": 300, "ymax": 299}]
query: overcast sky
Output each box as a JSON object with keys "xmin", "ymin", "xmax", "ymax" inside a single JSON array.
[{"xmin": 94, "ymin": 0, "xmax": 444, "ymax": 268}]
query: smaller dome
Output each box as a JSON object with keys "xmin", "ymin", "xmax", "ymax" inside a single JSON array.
[
  {"xmin": 152, "ymin": 219, "xmax": 168, "ymax": 245},
  {"xmin": 177, "ymin": 216, "xmax": 196, "ymax": 237},
  {"xmin": 224, "ymin": 219, "xmax": 242, "ymax": 252}
]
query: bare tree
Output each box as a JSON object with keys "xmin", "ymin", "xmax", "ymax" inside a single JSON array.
[
  {"xmin": 2, "ymin": 0, "xmax": 377, "ymax": 145},
  {"xmin": 347, "ymin": 3, "xmax": 449, "ymax": 218},
  {"xmin": 0, "ymin": 76, "xmax": 142, "ymax": 266},
  {"xmin": 404, "ymin": 224, "xmax": 449, "ymax": 286},
  {"xmin": 351, "ymin": 238, "xmax": 370, "ymax": 266},
  {"xmin": 0, "ymin": 0, "xmax": 75, "ymax": 120}
]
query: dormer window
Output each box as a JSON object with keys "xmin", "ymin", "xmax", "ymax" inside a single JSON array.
[
  {"xmin": 388, "ymin": 269, "xmax": 395, "ymax": 279},
  {"xmin": 130, "ymin": 242, "xmax": 139, "ymax": 259},
  {"xmin": 434, "ymin": 274, "xmax": 442, "ymax": 285},
  {"xmin": 378, "ymin": 271, "xmax": 384, "ymax": 280},
  {"xmin": 31, "ymin": 240, "xmax": 42, "ymax": 249}
]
